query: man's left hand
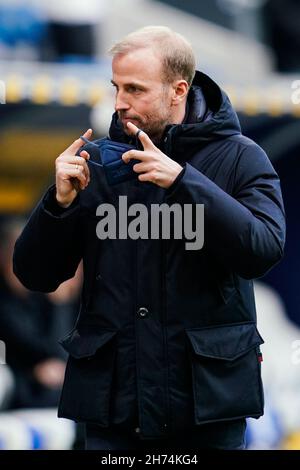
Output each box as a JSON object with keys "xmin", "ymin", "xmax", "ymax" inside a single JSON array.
[{"xmin": 122, "ymin": 122, "xmax": 183, "ymax": 189}]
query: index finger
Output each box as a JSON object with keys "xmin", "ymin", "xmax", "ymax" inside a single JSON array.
[
  {"xmin": 126, "ymin": 122, "xmax": 155, "ymax": 150},
  {"xmin": 63, "ymin": 128, "xmax": 93, "ymax": 155}
]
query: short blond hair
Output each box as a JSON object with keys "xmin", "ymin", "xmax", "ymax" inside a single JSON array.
[{"xmin": 109, "ymin": 25, "xmax": 196, "ymax": 86}]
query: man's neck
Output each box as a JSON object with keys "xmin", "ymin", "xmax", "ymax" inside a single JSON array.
[
  {"xmin": 171, "ymin": 101, "xmax": 187, "ymax": 126},
  {"xmin": 147, "ymin": 101, "xmax": 188, "ymax": 145}
]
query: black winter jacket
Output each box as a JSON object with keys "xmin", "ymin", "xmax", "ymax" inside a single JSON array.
[{"xmin": 13, "ymin": 71, "xmax": 286, "ymax": 439}]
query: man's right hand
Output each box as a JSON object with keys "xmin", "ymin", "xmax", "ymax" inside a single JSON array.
[{"xmin": 55, "ymin": 129, "xmax": 92, "ymax": 208}]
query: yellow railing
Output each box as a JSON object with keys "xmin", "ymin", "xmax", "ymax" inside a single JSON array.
[{"xmin": 2, "ymin": 74, "xmax": 300, "ymax": 116}]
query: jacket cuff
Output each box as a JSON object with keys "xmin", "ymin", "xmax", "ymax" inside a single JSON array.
[
  {"xmin": 165, "ymin": 164, "xmax": 186, "ymax": 196},
  {"xmin": 43, "ymin": 185, "xmax": 80, "ymax": 218}
]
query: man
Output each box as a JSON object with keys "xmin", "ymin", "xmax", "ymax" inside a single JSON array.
[{"xmin": 13, "ymin": 26, "xmax": 286, "ymax": 450}]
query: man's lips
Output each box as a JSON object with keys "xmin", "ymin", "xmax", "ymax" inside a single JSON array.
[{"xmin": 121, "ymin": 117, "xmax": 140, "ymax": 123}]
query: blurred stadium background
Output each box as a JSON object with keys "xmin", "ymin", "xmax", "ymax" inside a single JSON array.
[{"xmin": 0, "ymin": 0, "xmax": 300, "ymax": 450}]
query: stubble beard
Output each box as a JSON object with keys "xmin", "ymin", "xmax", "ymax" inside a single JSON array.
[
  {"xmin": 120, "ymin": 90, "xmax": 173, "ymax": 145},
  {"xmin": 120, "ymin": 108, "xmax": 172, "ymax": 145}
]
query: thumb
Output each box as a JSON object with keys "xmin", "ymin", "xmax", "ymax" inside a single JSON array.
[{"xmin": 79, "ymin": 150, "xmax": 90, "ymax": 160}]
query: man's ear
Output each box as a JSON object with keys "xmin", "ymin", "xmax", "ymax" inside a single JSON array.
[{"xmin": 171, "ymin": 80, "xmax": 189, "ymax": 105}]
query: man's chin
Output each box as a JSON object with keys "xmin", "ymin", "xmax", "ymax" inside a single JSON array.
[
  {"xmin": 121, "ymin": 121, "xmax": 145, "ymax": 135},
  {"xmin": 121, "ymin": 125, "xmax": 130, "ymax": 134},
  {"xmin": 121, "ymin": 118, "xmax": 140, "ymax": 128}
]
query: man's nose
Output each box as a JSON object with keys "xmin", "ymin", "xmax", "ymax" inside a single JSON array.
[{"xmin": 114, "ymin": 92, "xmax": 130, "ymax": 112}]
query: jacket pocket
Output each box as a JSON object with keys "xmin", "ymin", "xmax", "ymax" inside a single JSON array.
[
  {"xmin": 185, "ymin": 322, "xmax": 264, "ymax": 424},
  {"xmin": 57, "ymin": 325, "xmax": 117, "ymax": 425}
]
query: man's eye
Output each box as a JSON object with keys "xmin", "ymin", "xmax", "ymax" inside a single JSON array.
[{"xmin": 128, "ymin": 86, "xmax": 140, "ymax": 93}]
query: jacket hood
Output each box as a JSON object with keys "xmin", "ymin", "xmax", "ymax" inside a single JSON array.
[{"xmin": 108, "ymin": 71, "xmax": 241, "ymax": 161}]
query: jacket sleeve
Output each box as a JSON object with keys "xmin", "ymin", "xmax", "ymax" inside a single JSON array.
[
  {"xmin": 165, "ymin": 142, "xmax": 286, "ymax": 279},
  {"xmin": 13, "ymin": 185, "xmax": 83, "ymax": 292}
]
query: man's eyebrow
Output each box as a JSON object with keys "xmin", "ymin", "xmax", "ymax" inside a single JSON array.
[{"xmin": 110, "ymin": 79, "xmax": 146, "ymax": 89}]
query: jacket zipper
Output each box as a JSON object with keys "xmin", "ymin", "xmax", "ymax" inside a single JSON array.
[
  {"xmin": 133, "ymin": 179, "xmax": 143, "ymax": 432},
  {"xmin": 161, "ymin": 132, "xmax": 172, "ymax": 432},
  {"xmin": 161, "ymin": 234, "xmax": 171, "ymax": 433}
]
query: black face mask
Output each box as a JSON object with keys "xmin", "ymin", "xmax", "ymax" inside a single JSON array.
[{"xmin": 80, "ymin": 136, "xmax": 140, "ymax": 185}]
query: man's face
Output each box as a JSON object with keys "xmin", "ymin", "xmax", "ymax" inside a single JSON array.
[{"xmin": 111, "ymin": 48, "xmax": 174, "ymax": 143}]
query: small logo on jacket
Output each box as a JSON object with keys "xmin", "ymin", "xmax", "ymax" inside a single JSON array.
[{"xmin": 95, "ymin": 196, "xmax": 204, "ymax": 250}]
